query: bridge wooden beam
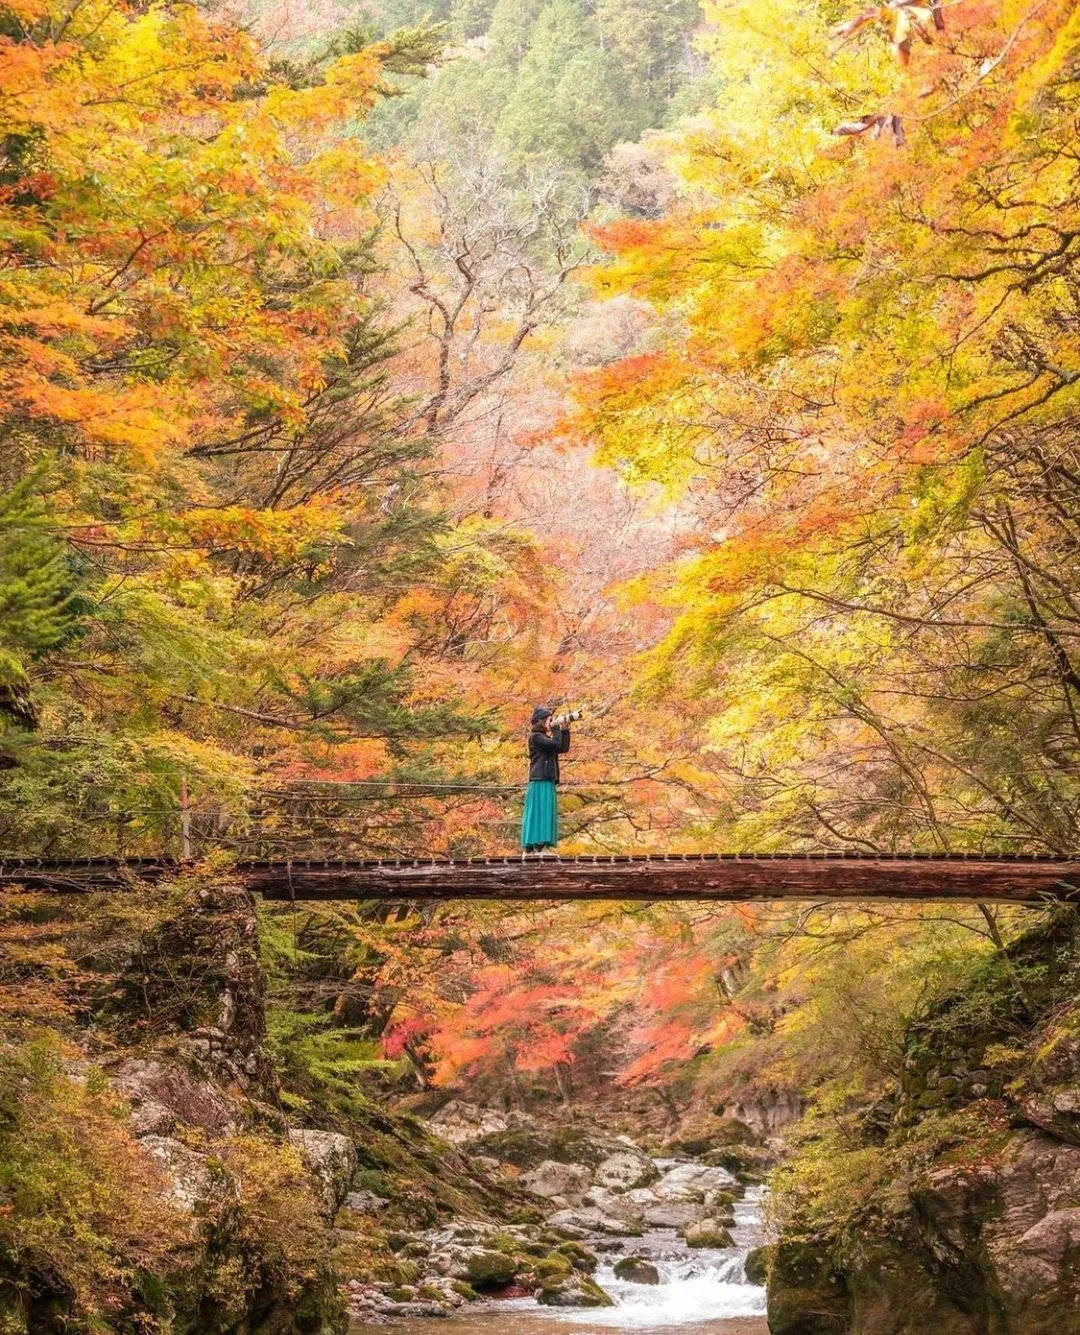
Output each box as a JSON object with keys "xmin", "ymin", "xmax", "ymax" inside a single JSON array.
[
  {"xmin": 245, "ymin": 855, "xmax": 1080, "ymax": 904},
  {"xmin": 1, "ymin": 855, "xmax": 1079, "ymax": 903}
]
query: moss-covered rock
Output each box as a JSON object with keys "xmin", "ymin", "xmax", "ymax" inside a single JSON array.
[
  {"xmin": 340, "ymin": 1107, "xmax": 537, "ymax": 1230},
  {"xmin": 111, "ymin": 883, "xmax": 276, "ymax": 1094},
  {"xmin": 767, "ymin": 1240, "xmax": 850, "ymax": 1335},
  {"xmin": 463, "ymin": 1249, "xmax": 517, "ymax": 1289},
  {"xmin": 0, "ymin": 885, "xmax": 349, "ymax": 1335},
  {"xmin": 682, "ymin": 1219, "xmax": 735, "ymax": 1248},
  {"xmin": 554, "ymin": 1239, "xmax": 598, "ymax": 1271},
  {"xmin": 533, "ymin": 1254, "xmax": 573, "ymax": 1279},
  {"xmin": 469, "ymin": 1121, "xmax": 636, "ymax": 1172},
  {"xmin": 768, "ymin": 911, "xmax": 1080, "ymax": 1335},
  {"xmin": 536, "ymin": 1274, "xmax": 615, "ymax": 1307},
  {"xmin": 613, "ymin": 1256, "xmax": 660, "ymax": 1284},
  {"xmin": 668, "ymin": 1115, "xmax": 761, "ymax": 1156},
  {"xmin": 744, "ymin": 1243, "xmax": 773, "ymax": 1285},
  {"xmin": 701, "ymin": 1144, "xmax": 771, "ymax": 1182}
]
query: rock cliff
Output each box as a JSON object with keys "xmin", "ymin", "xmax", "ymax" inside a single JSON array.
[
  {"xmin": 0, "ymin": 880, "xmax": 521, "ymax": 1334},
  {"xmin": 767, "ymin": 909, "xmax": 1080, "ymax": 1335}
]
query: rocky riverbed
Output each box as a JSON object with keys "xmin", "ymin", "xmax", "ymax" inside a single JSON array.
[
  {"xmin": 351, "ymin": 1317, "xmax": 767, "ymax": 1335},
  {"xmin": 345, "ymin": 1102, "xmax": 768, "ymax": 1330}
]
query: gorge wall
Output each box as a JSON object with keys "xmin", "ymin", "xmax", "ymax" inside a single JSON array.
[{"xmin": 767, "ymin": 909, "xmax": 1080, "ymax": 1335}]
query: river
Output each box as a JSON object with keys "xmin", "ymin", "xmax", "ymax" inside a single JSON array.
[{"xmin": 351, "ymin": 1183, "xmax": 767, "ymax": 1335}]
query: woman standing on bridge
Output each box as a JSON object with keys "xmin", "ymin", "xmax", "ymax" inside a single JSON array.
[{"xmin": 521, "ymin": 706, "xmax": 571, "ymax": 852}]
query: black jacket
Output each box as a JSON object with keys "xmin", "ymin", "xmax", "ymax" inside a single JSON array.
[{"xmin": 528, "ymin": 725, "xmax": 570, "ymax": 783}]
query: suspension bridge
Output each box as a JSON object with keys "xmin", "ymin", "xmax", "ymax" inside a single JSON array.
[{"xmin": 2, "ymin": 851, "xmax": 1079, "ymax": 904}]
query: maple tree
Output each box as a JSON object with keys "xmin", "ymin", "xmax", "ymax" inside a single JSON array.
[
  {"xmin": 0, "ymin": 0, "xmax": 506, "ymax": 858},
  {"xmin": 574, "ymin": 0, "xmax": 1080, "ymax": 860}
]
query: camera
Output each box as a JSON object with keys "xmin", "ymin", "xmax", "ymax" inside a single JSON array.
[{"xmin": 551, "ymin": 708, "xmax": 583, "ymax": 726}]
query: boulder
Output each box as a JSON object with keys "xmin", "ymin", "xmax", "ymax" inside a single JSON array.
[
  {"xmin": 704, "ymin": 1186, "xmax": 740, "ymax": 1214},
  {"xmin": 426, "ymin": 1099, "xmax": 514, "ymax": 1145},
  {"xmin": 533, "ymin": 1253, "xmax": 573, "ymax": 1281},
  {"xmin": 652, "ymin": 1161, "xmax": 737, "ymax": 1202},
  {"xmin": 765, "ymin": 922, "xmax": 1080, "ymax": 1335},
  {"xmin": 462, "ymin": 1249, "xmax": 517, "ymax": 1290},
  {"xmin": 288, "ymin": 1127, "xmax": 357, "ymax": 1218},
  {"xmin": 537, "ymin": 1274, "xmax": 614, "ymax": 1307},
  {"xmin": 554, "ymin": 1240, "xmax": 598, "ymax": 1272},
  {"xmin": 417, "ymin": 1219, "xmax": 534, "ymax": 1289},
  {"xmin": 342, "ymin": 1188, "xmax": 389, "ymax": 1214},
  {"xmin": 635, "ymin": 1201, "xmax": 704, "ymax": 1228},
  {"xmin": 729, "ymin": 1090, "xmax": 803, "ymax": 1139},
  {"xmin": 582, "ymin": 1185, "xmax": 643, "ymax": 1222},
  {"xmin": 547, "ymin": 1207, "xmax": 643, "ymax": 1237},
  {"xmin": 993, "ymin": 1207, "xmax": 1080, "ymax": 1309},
  {"xmin": 744, "ymin": 1243, "xmax": 772, "ymax": 1285},
  {"xmin": 613, "ymin": 1256, "xmax": 660, "ymax": 1284},
  {"xmin": 138, "ymin": 1135, "xmax": 215, "ymax": 1213},
  {"xmin": 668, "ymin": 1115, "xmax": 760, "ymax": 1156},
  {"xmin": 422, "ymin": 1219, "xmax": 530, "ymax": 1252},
  {"xmin": 1019, "ymin": 1090, "xmax": 1080, "ymax": 1147},
  {"xmin": 469, "ymin": 1120, "xmax": 627, "ymax": 1170},
  {"xmin": 594, "ymin": 1149, "xmax": 659, "ymax": 1192},
  {"xmin": 767, "ymin": 1240, "xmax": 850, "ymax": 1335},
  {"xmin": 771, "ymin": 1119, "xmax": 1080, "ymax": 1331},
  {"xmin": 979, "ymin": 1136, "xmax": 1080, "ymax": 1328},
  {"xmin": 682, "ymin": 1218, "xmax": 735, "ymax": 1248},
  {"xmin": 520, "ymin": 1159, "xmax": 591, "ymax": 1203},
  {"xmin": 420, "ymin": 1276, "xmax": 470, "ymax": 1308},
  {"xmin": 702, "ymin": 1144, "xmax": 772, "ymax": 1182},
  {"xmin": 112, "ymin": 1057, "xmax": 235, "ymax": 1138}
]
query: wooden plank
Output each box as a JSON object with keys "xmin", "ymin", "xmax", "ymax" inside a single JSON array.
[{"xmin": 1, "ymin": 855, "xmax": 1079, "ymax": 903}]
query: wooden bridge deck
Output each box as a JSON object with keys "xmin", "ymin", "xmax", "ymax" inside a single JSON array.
[{"xmin": 2, "ymin": 852, "xmax": 1079, "ymax": 903}]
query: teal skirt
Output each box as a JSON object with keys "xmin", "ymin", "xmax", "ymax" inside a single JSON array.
[{"xmin": 521, "ymin": 780, "xmax": 558, "ymax": 850}]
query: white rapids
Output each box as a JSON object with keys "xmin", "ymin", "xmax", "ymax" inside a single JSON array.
[{"xmin": 507, "ymin": 1184, "xmax": 767, "ymax": 1329}]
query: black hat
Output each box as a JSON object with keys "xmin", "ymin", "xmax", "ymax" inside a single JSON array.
[{"xmin": 531, "ymin": 705, "xmax": 553, "ymax": 726}]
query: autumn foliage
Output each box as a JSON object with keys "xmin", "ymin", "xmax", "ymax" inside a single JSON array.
[
  {"xmin": 2, "ymin": 0, "xmax": 1079, "ymax": 1160},
  {"xmin": 574, "ymin": 0, "xmax": 1080, "ymax": 859},
  {"xmin": 0, "ymin": 0, "xmax": 547, "ymax": 859},
  {"xmin": 370, "ymin": 0, "xmax": 1080, "ymax": 1097}
]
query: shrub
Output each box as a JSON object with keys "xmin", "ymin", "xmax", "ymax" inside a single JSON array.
[{"xmin": 0, "ymin": 1033, "xmax": 185, "ymax": 1327}]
